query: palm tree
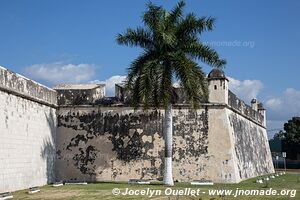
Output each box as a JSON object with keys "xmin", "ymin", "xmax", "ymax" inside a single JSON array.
[{"xmin": 116, "ymin": 0, "xmax": 225, "ymax": 186}]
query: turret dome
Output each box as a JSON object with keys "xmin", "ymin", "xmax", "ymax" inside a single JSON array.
[{"xmin": 208, "ymin": 68, "xmax": 226, "ymax": 79}]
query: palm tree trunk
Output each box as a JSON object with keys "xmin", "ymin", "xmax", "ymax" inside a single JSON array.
[{"xmin": 163, "ymin": 103, "xmax": 174, "ymax": 186}]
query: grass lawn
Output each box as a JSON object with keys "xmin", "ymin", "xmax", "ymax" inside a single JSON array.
[{"xmin": 12, "ymin": 173, "xmax": 299, "ymax": 200}]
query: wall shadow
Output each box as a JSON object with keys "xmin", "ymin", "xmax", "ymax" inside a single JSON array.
[{"xmin": 40, "ymin": 109, "xmax": 56, "ymax": 183}]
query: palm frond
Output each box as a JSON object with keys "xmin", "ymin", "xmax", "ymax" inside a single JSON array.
[
  {"xmin": 117, "ymin": 1, "xmax": 226, "ymax": 109},
  {"xmin": 176, "ymin": 14, "xmax": 216, "ymax": 37},
  {"xmin": 143, "ymin": 2, "xmax": 164, "ymax": 37},
  {"xmin": 116, "ymin": 27, "xmax": 153, "ymax": 49},
  {"xmin": 182, "ymin": 42, "xmax": 226, "ymax": 67},
  {"xmin": 167, "ymin": 0, "xmax": 185, "ymax": 25},
  {"xmin": 171, "ymin": 53, "xmax": 208, "ymax": 108},
  {"xmin": 126, "ymin": 51, "xmax": 156, "ymax": 88},
  {"xmin": 138, "ymin": 60, "xmax": 158, "ymax": 108}
]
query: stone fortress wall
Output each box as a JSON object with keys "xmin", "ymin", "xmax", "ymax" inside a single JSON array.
[
  {"xmin": 0, "ymin": 66, "xmax": 274, "ymax": 193},
  {"xmin": 55, "ymin": 68, "xmax": 274, "ymax": 183},
  {"xmin": 0, "ymin": 66, "xmax": 57, "ymax": 193}
]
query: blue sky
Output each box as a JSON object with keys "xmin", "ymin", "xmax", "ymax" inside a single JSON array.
[{"xmin": 0, "ymin": 0, "xmax": 300, "ymax": 137}]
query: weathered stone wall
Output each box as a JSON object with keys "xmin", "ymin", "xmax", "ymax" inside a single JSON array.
[
  {"xmin": 55, "ymin": 106, "xmax": 210, "ymax": 182},
  {"xmin": 0, "ymin": 66, "xmax": 57, "ymax": 105},
  {"xmin": 0, "ymin": 66, "xmax": 57, "ymax": 193},
  {"xmin": 206, "ymin": 107, "xmax": 274, "ymax": 183},
  {"xmin": 54, "ymin": 84, "xmax": 105, "ymax": 105},
  {"xmin": 56, "ymin": 104, "xmax": 274, "ymax": 183},
  {"xmin": 0, "ymin": 65, "xmax": 274, "ymax": 189},
  {"xmin": 227, "ymin": 109, "xmax": 274, "ymax": 180},
  {"xmin": 228, "ymin": 90, "xmax": 264, "ymax": 125}
]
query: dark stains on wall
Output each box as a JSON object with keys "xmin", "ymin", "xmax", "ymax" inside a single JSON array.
[
  {"xmin": 0, "ymin": 67, "xmax": 57, "ymax": 105},
  {"xmin": 55, "ymin": 85, "xmax": 105, "ymax": 106},
  {"xmin": 229, "ymin": 113, "xmax": 269, "ymax": 179},
  {"xmin": 172, "ymin": 107, "xmax": 209, "ymax": 179},
  {"xmin": 73, "ymin": 146, "xmax": 98, "ymax": 175},
  {"xmin": 57, "ymin": 109, "xmax": 164, "ymax": 176},
  {"xmin": 173, "ymin": 107, "xmax": 209, "ymax": 161},
  {"xmin": 110, "ymin": 130, "xmax": 143, "ymax": 161},
  {"xmin": 57, "ymin": 107, "xmax": 209, "ymax": 180}
]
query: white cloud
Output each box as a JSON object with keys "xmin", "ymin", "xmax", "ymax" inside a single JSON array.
[
  {"xmin": 265, "ymin": 88, "xmax": 300, "ymax": 120},
  {"xmin": 263, "ymin": 88, "xmax": 300, "ymax": 138},
  {"xmin": 265, "ymin": 98, "xmax": 282, "ymax": 111},
  {"xmin": 228, "ymin": 76, "xmax": 263, "ymax": 103},
  {"xmin": 90, "ymin": 75, "xmax": 126, "ymax": 96},
  {"xmin": 24, "ymin": 62, "xmax": 96, "ymax": 85}
]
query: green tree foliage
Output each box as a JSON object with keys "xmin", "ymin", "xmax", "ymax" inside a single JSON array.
[
  {"xmin": 283, "ymin": 117, "xmax": 300, "ymax": 144},
  {"xmin": 274, "ymin": 117, "xmax": 300, "ymax": 143},
  {"xmin": 272, "ymin": 117, "xmax": 300, "ymax": 159},
  {"xmin": 116, "ymin": 0, "xmax": 226, "ymax": 185},
  {"xmin": 116, "ymin": 0, "xmax": 226, "ymax": 109}
]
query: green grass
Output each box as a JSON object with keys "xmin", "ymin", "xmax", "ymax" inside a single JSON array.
[{"xmin": 12, "ymin": 173, "xmax": 300, "ymax": 200}]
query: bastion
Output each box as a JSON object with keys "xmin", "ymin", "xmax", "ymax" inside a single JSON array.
[{"xmin": 0, "ymin": 66, "xmax": 274, "ymax": 193}]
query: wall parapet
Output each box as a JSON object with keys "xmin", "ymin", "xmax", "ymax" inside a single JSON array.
[
  {"xmin": 228, "ymin": 90, "xmax": 264, "ymax": 126},
  {"xmin": 0, "ymin": 66, "xmax": 57, "ymax": 107},
  {"xmin": 54, "ymin": 84, "xmax": 105, "ymax": 106}
]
